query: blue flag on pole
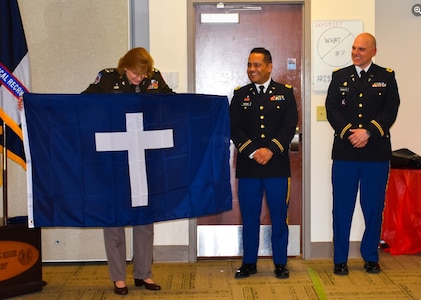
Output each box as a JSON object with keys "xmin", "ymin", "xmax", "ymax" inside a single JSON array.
[
  {"xmin": 0, "ymin": 0, "xmax": 30, "ymax": 169},
  {"xmin": 22, "ymin": 93, "xmax": 232, "ymax": 227}
]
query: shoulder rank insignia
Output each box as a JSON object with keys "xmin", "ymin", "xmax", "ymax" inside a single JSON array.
[
  {"xmin": 285, "ymin": 84, "xmax": 292, "ymax": 89},
  {"xmin": 386, "ymin": 68, "xmax": 393, "ymax": 73},
  {"xmin": 333, "ymin": 68, "xmax": 340, "ymax": 72}
]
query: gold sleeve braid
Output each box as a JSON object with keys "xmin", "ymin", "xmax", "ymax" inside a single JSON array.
[
  {"xmin": 370, "ymin": 120, "xmax": 385, "ymax": 137},
  {"xmin": 340, "ymin": 123, "xmax": 352, "ymax": 139},
  {"xmin": 238, "ymin": 139, "xmax": 252, "ymax": 153},
  {"xmin": 271, "ymin": 138, "xmax": 284, "ymax": 152}
]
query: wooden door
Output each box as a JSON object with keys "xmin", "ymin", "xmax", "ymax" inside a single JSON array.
[{"xmin": 195, "ymin": 3, "xmax": 303, "ymax": 257}]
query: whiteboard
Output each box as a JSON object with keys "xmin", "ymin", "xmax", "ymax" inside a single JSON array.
[{"xmin": 312, "ymin": 20, "xmax": 363, "ymax": 91}]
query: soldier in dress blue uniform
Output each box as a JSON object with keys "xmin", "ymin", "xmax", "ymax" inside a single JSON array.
[
  {"xmin": 83, "ymin": 47, "xmax": 172, "ymax": 295},
  {"xmin": 83, "ymin": 65, "xmax": 172, "ymax": 94},
  {"xmin": 325, "ymin": 33, "xmax": 400, "ymax": 276},
  {"xmin": 230, "ymin": 48, "xmax": 298, "ymax": 279}
]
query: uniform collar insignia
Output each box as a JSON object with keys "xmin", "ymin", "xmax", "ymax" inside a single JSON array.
[{"xmin": 271, "ymin": 86, "xmax": 277, "ymax": 93}]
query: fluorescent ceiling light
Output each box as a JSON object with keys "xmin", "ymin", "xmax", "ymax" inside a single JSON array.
[{"xmin": 200, "ymin": 13, "xmax": 239, "ymax": 24}]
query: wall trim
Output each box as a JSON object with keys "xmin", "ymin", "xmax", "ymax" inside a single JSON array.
[
  {"xmin": 309, "ymin": 241, "xmax": 362, "ymax": 260},
  {"xmin": 154, "ymin": 245, "xmax": 190, "ymax": 262},
  {"xmin": 154, "ymin": 242, "xmax": 364, "ymax": 262}
]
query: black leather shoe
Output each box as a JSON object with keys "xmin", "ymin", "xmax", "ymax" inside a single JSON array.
[
  {"xmin": 234, "ymin": 263, "xmax": 257, "ymax": 279},
  {"xmin": 134, "ymin": 279, "xmax": 161, "ymax": 290},
  {"xmin": 274, "ymin": 264, "xmax": 289, "ymax": 279},
  {"xmin": 334, "ymin": 263, "xmax": 349, "ymax": 275},
  {"xmin": 114, "ymin": 282, "xmax": 128, "ymax": 295},
  {"xmin": 364, "ymin": 261, "xmax": 381, "ymax": 274}
]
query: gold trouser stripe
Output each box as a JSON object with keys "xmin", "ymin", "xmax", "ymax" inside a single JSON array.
[
  {"xmin": 286, "ymin": 177, "xmax": 291, "ymax": 225},
  {"xmin": 370, "ymin": 120, "xmax": 384, "ymax": 136}
]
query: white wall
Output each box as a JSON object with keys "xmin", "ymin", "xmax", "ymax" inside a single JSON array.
[
  {"xmin": 375, "ymin": 0, "xmax": 421, "ymax": 155},
  {"xmin": 149, "ymin": 0, "xmax": 190, "ymax": 246},
  {"xmin": 310, "ymin": 1, "xmax": 375, "ymax": 244}
]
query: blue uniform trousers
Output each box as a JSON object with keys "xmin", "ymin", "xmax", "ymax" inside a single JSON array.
[
  {"xmin": 332, "ymin": 160, "xmax": 389, "ymax": 264},
  {"xmin": 238, "ymin": 177, "xmax": 289, "ymax": 265}
]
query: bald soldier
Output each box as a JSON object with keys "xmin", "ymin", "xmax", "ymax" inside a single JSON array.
[{"xmin": 325, "ymin": 33, "xmax": 400, "ymax": 275}]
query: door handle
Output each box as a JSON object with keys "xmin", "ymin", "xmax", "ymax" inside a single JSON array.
[{"xmin": 290, "ymin": 126, "xmax": 301, "ymax": 152}]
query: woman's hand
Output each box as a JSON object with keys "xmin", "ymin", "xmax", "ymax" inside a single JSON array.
[{"xmin": 17, "ymin": 96, "xmax": 23, "ymax": 111}]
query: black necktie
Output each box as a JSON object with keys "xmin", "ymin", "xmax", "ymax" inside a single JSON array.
[
  {"xmin": 360, "ymin": 70, "xmax": 366, "ymax": 79},
  {"xmin": 259, "ymin": 85, "xmax": 264, "ymax": 94},
  {"xmin": 135, "ymin": 85, "xmax": 141, "ymax": 93}
]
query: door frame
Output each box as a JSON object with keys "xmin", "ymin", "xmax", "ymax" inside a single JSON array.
[{"xmin": 187, "ymin": 0, "xmax": 312, "ymax": 261}]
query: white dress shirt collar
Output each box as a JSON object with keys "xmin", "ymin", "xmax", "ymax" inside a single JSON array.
[
  {"xmin": 355, "ymin": 62, "xmax": 372, "ymax": 77},
  {"xmin": 255, "ymin": 78, "xmax": 271, "ymax": 93}
]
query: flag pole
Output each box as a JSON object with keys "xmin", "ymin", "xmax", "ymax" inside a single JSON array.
[{"xmin": 2, "ymin": 121, "xmax": 8, "ymax": 226}]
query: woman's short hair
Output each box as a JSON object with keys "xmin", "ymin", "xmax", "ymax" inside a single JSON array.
[{"xmin": 117, "ymin": 47, "xmax": 154, "ymax": 77}]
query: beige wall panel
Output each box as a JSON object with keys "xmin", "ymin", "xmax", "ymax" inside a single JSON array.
[{"xmin": 18, "ymin": 0, "xmax": 129, "ymax": 94}]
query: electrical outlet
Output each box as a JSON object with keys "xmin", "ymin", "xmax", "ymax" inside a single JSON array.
[{"xmin": 316, "ymin": 106, "xmax": 327, "ymax": 121}]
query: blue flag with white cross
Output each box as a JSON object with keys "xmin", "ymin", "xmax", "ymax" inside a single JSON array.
[{"xmin": 22, "ymin": 92, "xmax": 232, "ymax": 227}]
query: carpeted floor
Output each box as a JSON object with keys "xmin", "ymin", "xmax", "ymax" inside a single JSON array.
[{"xmin": 7, "ymin": 251, "xmax": 421, "ymax": 300}]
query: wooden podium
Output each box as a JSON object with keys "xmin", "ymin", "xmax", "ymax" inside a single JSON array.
[{"xmin": 0, "ymin": 218, "xmax": 46, "ymax": 299}]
